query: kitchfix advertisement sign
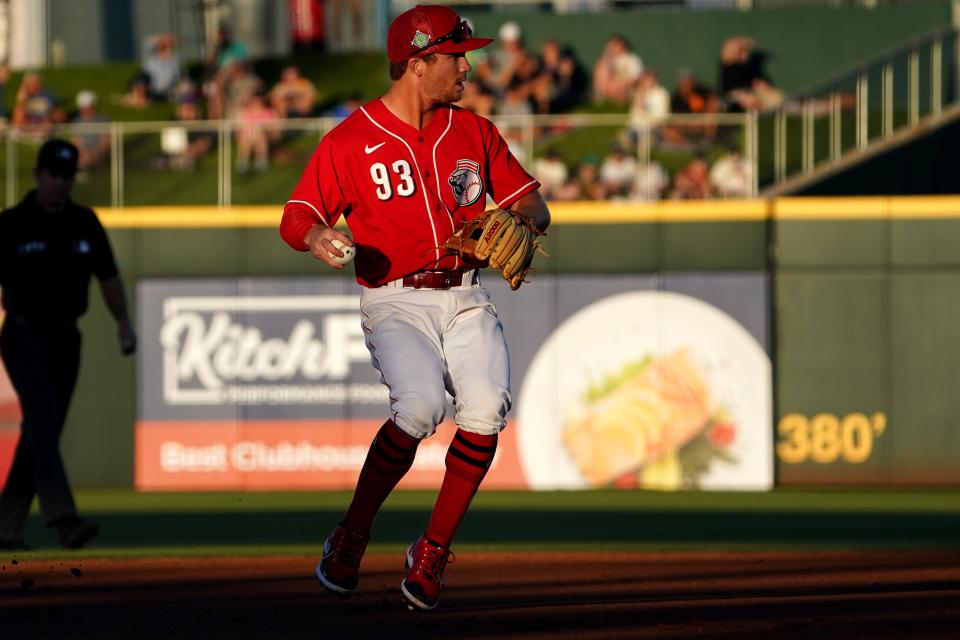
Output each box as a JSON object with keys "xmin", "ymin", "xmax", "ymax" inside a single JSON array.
[{"xmin": 136, "ymin": 275, "xmax": 773, "ymax": 491}]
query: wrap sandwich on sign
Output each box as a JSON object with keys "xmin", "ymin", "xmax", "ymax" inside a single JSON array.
[{"xmin": 562, "ymin": 349, "xmax": 711, "ymax": 487}]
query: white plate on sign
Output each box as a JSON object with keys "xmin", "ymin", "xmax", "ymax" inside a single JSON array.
[{"xmin": 516, "ymin": 291, "xmax": 772, "ymax": 491}]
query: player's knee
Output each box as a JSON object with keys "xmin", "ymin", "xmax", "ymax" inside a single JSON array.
[
  {"xmin": 393, "ymin": 392, "xmax": 446, "ymax": 439},
  {"xmin": 454, "ymin": 418, "xmax": 504, "ymax": 436},
  {"xmin": 456, "ymin": 386, "xmax": 510, "ymax": 435}
]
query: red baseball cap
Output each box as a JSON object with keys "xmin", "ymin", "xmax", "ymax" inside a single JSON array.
[{"xmin": 387, "ymin": 5, "xmax": 493, "ymax": 63}]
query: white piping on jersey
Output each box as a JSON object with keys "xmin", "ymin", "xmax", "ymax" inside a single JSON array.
[
  {"xmin": 360, "ymin": 105, "xmax": 441, "ymax": 267},
  {"xmin": 285, "ymin": 199, "xmax": 331, "ymax": 227},
  {"xmin": 431, "ymin": 109, "xmax": 460, "ymax": 271},
  {"xmin": 496, "ymin": 179, "xmax": 539, "ymax": 210}
]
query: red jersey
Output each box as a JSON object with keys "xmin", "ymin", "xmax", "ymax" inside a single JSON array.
[{"xmin": 280, "ymin": 98, "xmax": 539, "ymax": 287}]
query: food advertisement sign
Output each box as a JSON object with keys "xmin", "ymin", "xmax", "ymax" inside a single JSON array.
[
  {"xmin": 517, "ymin": 291, "xmax": 772, "ymax": 491},
  {"xmin": 136, "ymin": 275, "xmax": 772, "ymax": 491}
]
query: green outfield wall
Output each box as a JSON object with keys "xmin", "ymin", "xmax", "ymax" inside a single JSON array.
[{"xmin": 8, "ymin": 197, "xmax": 960, "ymax": 489}]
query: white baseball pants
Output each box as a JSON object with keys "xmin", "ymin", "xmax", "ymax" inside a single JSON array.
[{"xmin": 359, "ymin": 279, "xmax": 511, "ymax": 440}]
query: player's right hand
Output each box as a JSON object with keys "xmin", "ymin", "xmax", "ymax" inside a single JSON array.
[{"xmin": 304, "ymin": 224, "xmax": 354, "ymax": 270}]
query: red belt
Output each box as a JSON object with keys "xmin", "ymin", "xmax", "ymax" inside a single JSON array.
[{"xmin": 401, "ymin": 270, "xmax": 465, "ymax": 289}]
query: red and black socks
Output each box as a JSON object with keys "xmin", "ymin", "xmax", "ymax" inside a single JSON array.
[
  {"xmin": 341, "ymin": 419, "xmax": 420, "ymax": 534},
  {"xmin": 425, "ymin": 429, "xmax": 498, "ymax": 548}
]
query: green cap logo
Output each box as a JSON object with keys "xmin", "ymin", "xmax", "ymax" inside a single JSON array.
[{"xmin": 411, "ymin": 30, "xmax": 431, "ymax": 49}]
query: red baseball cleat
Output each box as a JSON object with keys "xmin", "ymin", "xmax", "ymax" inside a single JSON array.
[
  {"xmin": 400, "ymin": 536, "xmax": 455, "ymax": 611},
  {"xmin": 316, "ymin": 524, "xmax": 369, "ymax": 595}
]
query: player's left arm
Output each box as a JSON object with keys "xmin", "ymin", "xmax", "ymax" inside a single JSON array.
[
  {"xmin": 90, "ymin": 212, "xmax": 136, "ymax": 355},
  {"xmin": 99, "ymin": 275, "xmax": 137, "ymax": 355},
  {"xmin": 505, "ymin": 189, "xmax": 550, "ymax": 235}
]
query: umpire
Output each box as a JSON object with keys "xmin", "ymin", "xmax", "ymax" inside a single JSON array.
[{"xmin": 0, "ymin": 139, "xmax": 136, "ymax": 550}]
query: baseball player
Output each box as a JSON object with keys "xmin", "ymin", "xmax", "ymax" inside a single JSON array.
[
  {"xmin": 279, "ymin": 5, "xmax": 549, "ymax": 610},
  {"xmin": 0, "ymin": 139, "xmax": 137, "ymax": 551}
]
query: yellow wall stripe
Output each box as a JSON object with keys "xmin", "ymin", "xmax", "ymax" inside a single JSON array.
[{"xmin": 94, "ymin": 196, "xmax": 960, "ymax": 228}]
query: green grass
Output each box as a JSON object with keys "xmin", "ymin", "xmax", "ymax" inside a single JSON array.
[{"xmin": 9, "ymin": 488, "xmax": 960, "ymax": 558}]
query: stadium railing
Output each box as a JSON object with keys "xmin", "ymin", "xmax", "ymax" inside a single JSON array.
[
  {"xmin": 759, "ymin": 26, "xmax": 960, "ymax": 194},
  {"xmin": 0, "ymin": 111, "xmax": 754, "ymax": 208}
]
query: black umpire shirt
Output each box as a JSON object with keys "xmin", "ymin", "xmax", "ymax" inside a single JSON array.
[{"xmin": 0, "ymin": 190, "xmax": 118, "ymax": 323}]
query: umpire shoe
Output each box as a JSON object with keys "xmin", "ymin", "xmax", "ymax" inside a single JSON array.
[
  {"xmin": 316, "ymin": 523, "xmax": 369, "ymax": 595},
  {"xmin": 57, "ymin": 516, "xmax": 99, "ymax": 549},
  {"xmin": 401, "ymin": 536, "xmax": 455, "ymax": 611}
]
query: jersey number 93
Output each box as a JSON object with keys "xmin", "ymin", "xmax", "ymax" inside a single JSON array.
[{"xmin": 371, "ymin": 160, "xmax": 416, "ymax": 201}]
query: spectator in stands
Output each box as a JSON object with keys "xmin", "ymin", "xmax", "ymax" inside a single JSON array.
[
  {"xmin": 634, "ymin": 161, "xmax": 671, "ymax": 201},
  {"xmin": 207, "ymin": 24, "xmax": 249, "ymax": 76},
  {"xmin": 672, "ymin": 69, "xmax": 720, "ymax": 116},
  {"xmin": 143, "ymin": 34, "xmax": 182, "ymax": 102},
  {"xmin": 468, "ymin": 49, "xmax": 499, "ymax": 98},
  {"xmin": 123, "ymin": 34, "xmax": 182, "ymax": 108},
  {"xmin": 664, "ymin": 69, "xmax": 721, "ymax": 146},
  {"xmin": 157, "ymin": 91, "xmax": 214, "ymax": 171},
  {"xmin": 719, "ymin": 36, "xmax": 783, "ymax": 112},
  {"xmin": 172, "ymin": 77, "xmax": 199, "ymax": 107},
  {"xmin": 490, "ymin": 21, "xmax": 527, "ymax": 94},
  {"xmin": 515, "ymin": 50, "xmax": 544, "ymax": 96},
  {"xmin": 12, "ymin": 73, "xmax": 66, "ymax": 136},
  {"xmin": 497, "ymin": 77, "xmax": 534, "ymax": 117},
  {"xmin": 70, "ymin": 91, "xmax": 110, "ymax": 173},
  {"xmin": 629, "ymin": 68, "xmax": 671, "ymax": 143},
  {"xmin": 709, "ymin": 144, "xmax": 753, "ymax": 198},
  {"xmin": 531, "ymin": 39, "xmax": 588, "ymax": 114},
  {"xmin": 599, "ymin": 143, "xmax": 638, "ymax": 199},
  {"xmin": 121, "ymin": 75, "xmax": 151, "ymax": 110},
  {"xmin": 270, "ymin": 65, "xmax": 318, "ymax": 119},
  {"xmin": 532, "ymin": 148, "xmax": 569, "ymax": 200},
  {"xmin": 203, "ymin": 24, "xmax": 251, "ymax": 120},
  {"xmin": 235, "ymin": 91, "xmax": 279, "ymax": 174},
  {"xmin": 326, "ymin": 92, "xmax": 364, "ymax": 118},
  {"xmin": 457, "ymin": 79, "xmax": 496, "ymax": 116},
  {"xmin": 214, "ymin": 60, "xmax": 264, "ymax": 121},
  {"xmin": 554, "ymin": 154, "xmax": 606, "ymax": 201},
  {"xmin": 552, "ymin": 173, "xmax": 582, "ymax": 201},
  {"xmin": 577, "ymin": 157, "xmax": 607, "ymax": 200},
  {"xmin": 592, "ymin": 35, "xmax": 643, "ymax": 105},
  {"xmin": 671, "ymin": 155, "xmax": 714, "ymax": 200}
]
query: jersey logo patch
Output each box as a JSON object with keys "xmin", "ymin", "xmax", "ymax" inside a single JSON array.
[
  {"xmin": 365, "ymin": 141, "xmax": 386, "ymax": 154},
  {"xmin": 448, "ymin": 159, "xmax": 483, "ymax": 207}
]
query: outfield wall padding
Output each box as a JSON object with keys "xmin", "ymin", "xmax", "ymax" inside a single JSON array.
[{"xmin": 5, "ymin": 197, "xmax": 960, "ymax": 488}]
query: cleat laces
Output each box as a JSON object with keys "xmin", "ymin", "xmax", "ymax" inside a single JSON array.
[
  {"xmin": 414, "ymin": 542, "xmax": 455, "ymax": 583},
  {"xmin": 328, "ymin": 527, "xmax": 368, "ymax": 568}
]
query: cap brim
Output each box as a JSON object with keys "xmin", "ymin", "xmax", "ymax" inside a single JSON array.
[
  {"xmin": 39, "ymin": 162, "xmax": 78, "ymax": 176},
  {"xmin": 416, "ymin": 36, "xmax": 493, "ymax": 59}
]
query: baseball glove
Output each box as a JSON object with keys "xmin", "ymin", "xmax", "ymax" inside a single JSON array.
[{"xmin": 443, "ymin": 208, "xmax": 547, "ymax": 290}]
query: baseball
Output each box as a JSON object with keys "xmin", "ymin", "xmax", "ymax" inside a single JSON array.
[{"xmin": 328, "ymin": 238, "xmax": 356, "ymax": 265}]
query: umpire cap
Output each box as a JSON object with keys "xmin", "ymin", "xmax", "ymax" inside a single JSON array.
[{"xmin": 36, "ymin": 138, "xmax": 79, "ymax": 177}]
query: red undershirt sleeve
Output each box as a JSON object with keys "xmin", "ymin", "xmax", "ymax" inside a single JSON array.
[{"xmin": 279, "ymin": 137, "xmax": 346, "ymax": 251}]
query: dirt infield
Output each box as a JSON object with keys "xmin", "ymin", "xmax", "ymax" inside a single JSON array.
[{"xmin": 3, "ymin": 550, "xmax": 960, "ymax": 639}]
